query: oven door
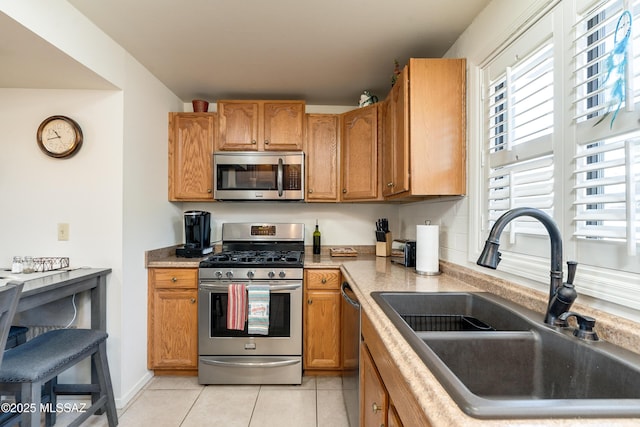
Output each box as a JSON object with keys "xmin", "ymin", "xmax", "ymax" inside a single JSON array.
[
  {"xmin": 213, "ymin": 152, "xmax": 304, "ymax": 200},
  {"xmin": 198, "ymin": 280, "xmax": 302, "ymax": 356}
]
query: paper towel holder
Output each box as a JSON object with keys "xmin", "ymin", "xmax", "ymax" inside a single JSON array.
[{"xmin": 415, "ymin": 222, "xmax": 441, "ymax": 276}]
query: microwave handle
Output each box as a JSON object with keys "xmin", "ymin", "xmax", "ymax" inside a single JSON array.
[{"xmin": 277, "ymin": 157, "xmax": 284, "ymax": 197}]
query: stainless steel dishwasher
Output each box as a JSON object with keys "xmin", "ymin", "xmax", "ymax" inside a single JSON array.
[{"xmin": 340, "ymin": 281, "xmax": 361, "ymax": 427}]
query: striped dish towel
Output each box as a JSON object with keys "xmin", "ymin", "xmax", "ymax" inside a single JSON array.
[
  {"xmin": 248, "ymin": 284, "xmax": 270, "ymax": 335},
  {"xmin": 227, "ymin": 284, "xmax": 246, "ymax": 330}
]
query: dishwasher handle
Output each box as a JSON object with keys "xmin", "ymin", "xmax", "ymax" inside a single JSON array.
[{"xmin": 341, "ymin": 281, "xmax": 360, "ymax": 309}]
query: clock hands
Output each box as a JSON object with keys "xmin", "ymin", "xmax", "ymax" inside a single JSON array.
[{"xmin": 47, "ymin": 130, "xmax": 61, "ymax": 141}]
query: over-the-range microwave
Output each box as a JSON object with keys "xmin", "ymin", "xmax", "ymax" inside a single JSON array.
[{"xmin": 213, "ymin": 152, "xmax": 304, "ymax": 201}]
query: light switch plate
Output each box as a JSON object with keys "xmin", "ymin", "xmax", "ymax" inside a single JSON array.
[{"xmin": 57, "ymin": 223, "xmax": 69, "ymax": 241}]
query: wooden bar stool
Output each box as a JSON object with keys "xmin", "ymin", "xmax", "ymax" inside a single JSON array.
[{"xmin": 0, "ymin": 328, "xmax": 118, "ymax": 427}]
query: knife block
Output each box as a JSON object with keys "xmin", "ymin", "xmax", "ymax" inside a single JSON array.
[{"xmin": 376, "ymin": 232, "xmax": 392, "ymax": 257}]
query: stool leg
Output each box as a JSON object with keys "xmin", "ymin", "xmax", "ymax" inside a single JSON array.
[
  {"xmin": 20, "ymin": 382, "xmax": 42, "ymax": 427},
  {"xmin": 44, "ymin": 377, "xmax": 57, "ymax": 427},
  {"xmin": 94, "ymin": 342, "xmax": 118, "ymax": 427}
]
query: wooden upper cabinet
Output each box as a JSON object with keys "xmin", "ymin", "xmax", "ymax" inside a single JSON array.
[
  {"xmin": 168, "ymin": 112, "xmax": 216, "ymax": 201},
  {"xmin": 217, "ymin": 100, "xmax": 305, "ymax": 151},
  {"xmin": 216, "ymin": 102, "xmax": 259, "ymax": 150},
  {"xmin": 382, "ymin": 58, "xmax": 466, "ymax": 199},
  {"xmin": 305, "ymin": 114, "xmax": 340, "ymax": 201},
  {"xmin": 341, "ymin": 104, "xmax": 380, "ymax": 201},
  {"xmin": 263, "ymin": 101, "xmax": 305, "ymax": 150},
  {"xmin": 382, "ymin": 67, "xmax": 410, "ymax": 197}
]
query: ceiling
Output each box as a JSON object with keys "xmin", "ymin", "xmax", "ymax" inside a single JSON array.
[{"xmin": 3, "ymin": 0, "xmax": 491, "ymax": 106}]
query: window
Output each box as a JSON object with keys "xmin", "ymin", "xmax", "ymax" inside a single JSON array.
[
  {"xmin": 573, "ymin": 0, "xmax": 640, "ymax": 258},
  {"xmin": 477, "ymin": 0, "xmax": 639, "ymax": 308},
  {"xmin": 486, "ymin": 42, "xmax": 555, "ymax": 240},
  {"xmin": 482, "ymin": 12, "xmax": 555, "ymax": 251}
]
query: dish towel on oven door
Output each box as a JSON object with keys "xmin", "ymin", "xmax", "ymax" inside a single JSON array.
[
  {"xmin": 227, "ymin": 284, "xmax": 247, "ymax": 330},
  {"xmin": 248, "ymin": 284, "xmax": 270, "ymax": 335}
]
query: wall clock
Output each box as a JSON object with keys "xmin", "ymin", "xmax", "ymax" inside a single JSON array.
[{"xmin": 36, "ymin": 115, "xmax": 83, "ymax": 158}]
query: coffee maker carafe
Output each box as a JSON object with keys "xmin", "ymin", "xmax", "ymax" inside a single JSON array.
[{"xmin": 176, "ymin": 211, "xmax": 213, "ymax": 258}]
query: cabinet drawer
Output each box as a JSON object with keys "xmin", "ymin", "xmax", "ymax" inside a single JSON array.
[
  {"xmin": 305, "ymin": 269, "xmax": 341, "ymax": 290},
  {"xmin": 150, "ymin": 268, "xmax": 198, "ymax": 289}
]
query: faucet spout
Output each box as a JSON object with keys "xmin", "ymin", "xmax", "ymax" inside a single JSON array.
[{"xmin": 476, "ymin": 208, "xmax": 565, "ymax": 325}]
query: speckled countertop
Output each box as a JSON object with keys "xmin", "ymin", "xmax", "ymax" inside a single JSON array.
[{"xmin": 146, "ymin": 246, "xmax": 640, "ymax": 426}]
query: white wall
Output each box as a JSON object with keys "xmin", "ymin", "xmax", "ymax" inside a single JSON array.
[
  {"xmin": 1, "ymin": 1, "xmax": 184, "ymax": 407},
  {"xmin": 182, "ymin": 202, "xmax": 399, "ymax": 247}
]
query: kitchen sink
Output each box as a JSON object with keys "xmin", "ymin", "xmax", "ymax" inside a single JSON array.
[{"xmin": 371, "ymin": 292, "xmax": 640, "ymax": 419}]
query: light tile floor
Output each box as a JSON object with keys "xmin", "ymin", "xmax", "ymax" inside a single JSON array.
[{"xmin": 55, "ymin": 375, "xmax": 349, "ymax": 427}]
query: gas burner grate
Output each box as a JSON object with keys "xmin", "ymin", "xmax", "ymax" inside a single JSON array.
[{"xmin": 201, "ymin": 250, "xmax": 304, "ymax": 268}]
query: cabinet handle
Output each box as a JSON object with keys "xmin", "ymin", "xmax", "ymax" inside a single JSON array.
[
  {"xmin": 342, "ymin": 189, "xmax": 347, "ymax": 194},
  {"xmin": 307, "ymin": 299, "xmax": 313, "ymax": 305},
  {"xmin": 372, "ymin": 402, "xmax": 381, "ymax": 413},
  {"xmin": 387, "ymin": 182, "xmax": 394, "ymax": 187},
  {"xmin": 207, "ymin": 189, "xmax": 212, "ymax": 193},
  {"xmin": 190, "ymin": 298, "xmax": 196, "ymax": 304},
  {"xmin": 308, "ymin": 189, "xmax": 313, "ymax": 194},
  {"xmin": 265, "ymin": 139, "xmax": 270, "ymax": 145},
  {"xmin": 171, "ymin": 277, "xmax": 178, "ymax": 283},
  {"xmin": 251, "ymin": 140, "xmax": 257, "ymax": 144},
  {"xmin": 321, "ymin": 277, "xmax": 327, "ymax": 284}
]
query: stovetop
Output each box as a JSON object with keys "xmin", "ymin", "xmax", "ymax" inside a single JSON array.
[{"xmin": 199, "ymin": 250, "xmax": 304, "ymax": 269}]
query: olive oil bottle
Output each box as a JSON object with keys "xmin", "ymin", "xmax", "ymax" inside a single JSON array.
[{"xmin": 313, "ymin": 220, "xmax": 321, "ymax": 254}]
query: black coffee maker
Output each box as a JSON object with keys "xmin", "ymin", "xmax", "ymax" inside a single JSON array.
[{"xmin": 176, "ymin": 210, "xmax": 213, "ymax": 258}]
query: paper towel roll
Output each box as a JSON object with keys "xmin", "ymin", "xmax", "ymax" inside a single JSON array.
[{"xmin": 416, "ymin": 225, "xmax": 440, "ymax": 275}]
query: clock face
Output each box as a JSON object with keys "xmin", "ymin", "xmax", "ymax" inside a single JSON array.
[{"xmin": 37, "ymin": 116, "xmax": 83, "ymax": 158}]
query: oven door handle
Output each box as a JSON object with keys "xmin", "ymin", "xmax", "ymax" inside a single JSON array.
[
  {"xmin": 277, "ymin": 157, "xmax": 284, "ymax": 197},
  {"xmin": 199, "ymin": 282, "xmax": 302, "ymax": 292},
  {"xmin": 201, "ymin": 358, "xmax": 301, "ymax": 368}
]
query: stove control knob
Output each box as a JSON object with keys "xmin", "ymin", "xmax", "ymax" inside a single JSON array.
[
  {"xmin": 247, "ymin": 270, "xmax": 255, "ymax": 279},
  {"xmin": 215, "ymin": 271, "xmax": 223, "ymax": 279},
  {"xmin": 268, "ymin": 271, "xmax": 276, "ymax": 279},
  {"xmin": 279, "ymin": 271, "xmax": 286, "ymax": 278},
  {"xmin": 226, "ymin": 271, "xmax": 234, "ymax": 279}
]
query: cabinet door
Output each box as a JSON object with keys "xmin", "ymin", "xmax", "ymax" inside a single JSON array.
[
  {"xmin": 389, "ymin": 70, "xmax": 410, "ymax": 196},
  {"xmin": 305, "ymin": 114, "xmax": 340, "ymax": 201},
  {"xmin": 361, "ymin": 343, "xmax": 388, "ymax": 427},
  {"xmin": 341, "ymin": 104, "xmax": 379, "ymax": 200},
  {"xmin": 148, "ymin": 288, "xmax": 198, "ymax": 370},
  {"xmin": 148, "ymin": 268, "xmax": 198, "ymax": 372},
  {"xmin": 217, "ymin": 101, "xmax": 260, "ymax": 150},
  {"xmin": 408, "ymin": 58, "xmax": 466, "ymax": 195},
  {"xmin": 304, "ymin": 289, "xmax": 341, "ymax": 369},
  {"xmin": 388, "ymin": 402, "xmax": 404, "ymax": 427},
  {"xmin": 263, "ymin": 101, "xmax": 305, "ymax": 151},
  {"xmin": 168, "ymin": 113, "xmax": 215, "ymax": 201}
]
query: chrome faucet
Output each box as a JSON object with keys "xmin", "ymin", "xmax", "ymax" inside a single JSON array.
[{"xmin": 476, "ymin": 207, "xmax": 577, "ymax": 326}]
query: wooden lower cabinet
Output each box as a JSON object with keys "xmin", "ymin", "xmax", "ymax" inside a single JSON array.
[
  {"xmin": 361, "ymin": 342, "xmax": 389, "ymax": 427},
  {"xmin": 362, "ymin": 310, "xmax": 431, "ymax": 427},
  {"xmin": 148, "ymin": 268, "xmax": 199, "ymax": 375},
  {"xmin": 303, "ymin": 269, "xmax": 342, "ymax": 372}
]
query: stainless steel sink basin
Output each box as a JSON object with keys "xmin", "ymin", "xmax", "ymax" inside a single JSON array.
[{"xmin": 371, "ymin": 291, "xmax": 640, "ymax": 419}]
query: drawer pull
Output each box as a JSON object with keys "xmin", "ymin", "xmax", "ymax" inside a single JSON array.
[
  {"xmin": 171, "ymin": 277, "xmax": 178, "ymax": 283},
  {"xmin": 190, "ymin": 298, "xmax": 196, "ymax": 304},
  {"xmin": 372, "ymin": 402, "xmax": 381, "ymax": 413},
  {"xmin": 321, "ymin": 277, "xmax": 327, "ymax": 284}
]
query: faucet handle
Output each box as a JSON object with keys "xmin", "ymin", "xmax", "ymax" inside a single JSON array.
[
  {"xmin": 566, "ymin": 261, "xmax": 578, "ymax": 285},
  {"xmin": 558, "ymin": 311, "xmax": 599, "ymax": 341}
]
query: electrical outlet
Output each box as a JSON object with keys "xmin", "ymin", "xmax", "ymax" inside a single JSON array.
[{"xmin": 57, "ymin": 223, "xmax": 69, "ymax": 241}]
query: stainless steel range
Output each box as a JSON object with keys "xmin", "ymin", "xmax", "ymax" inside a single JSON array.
[{"xmin": 198, "ymin": 223, "xmax": 304, "ymax": 385}]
